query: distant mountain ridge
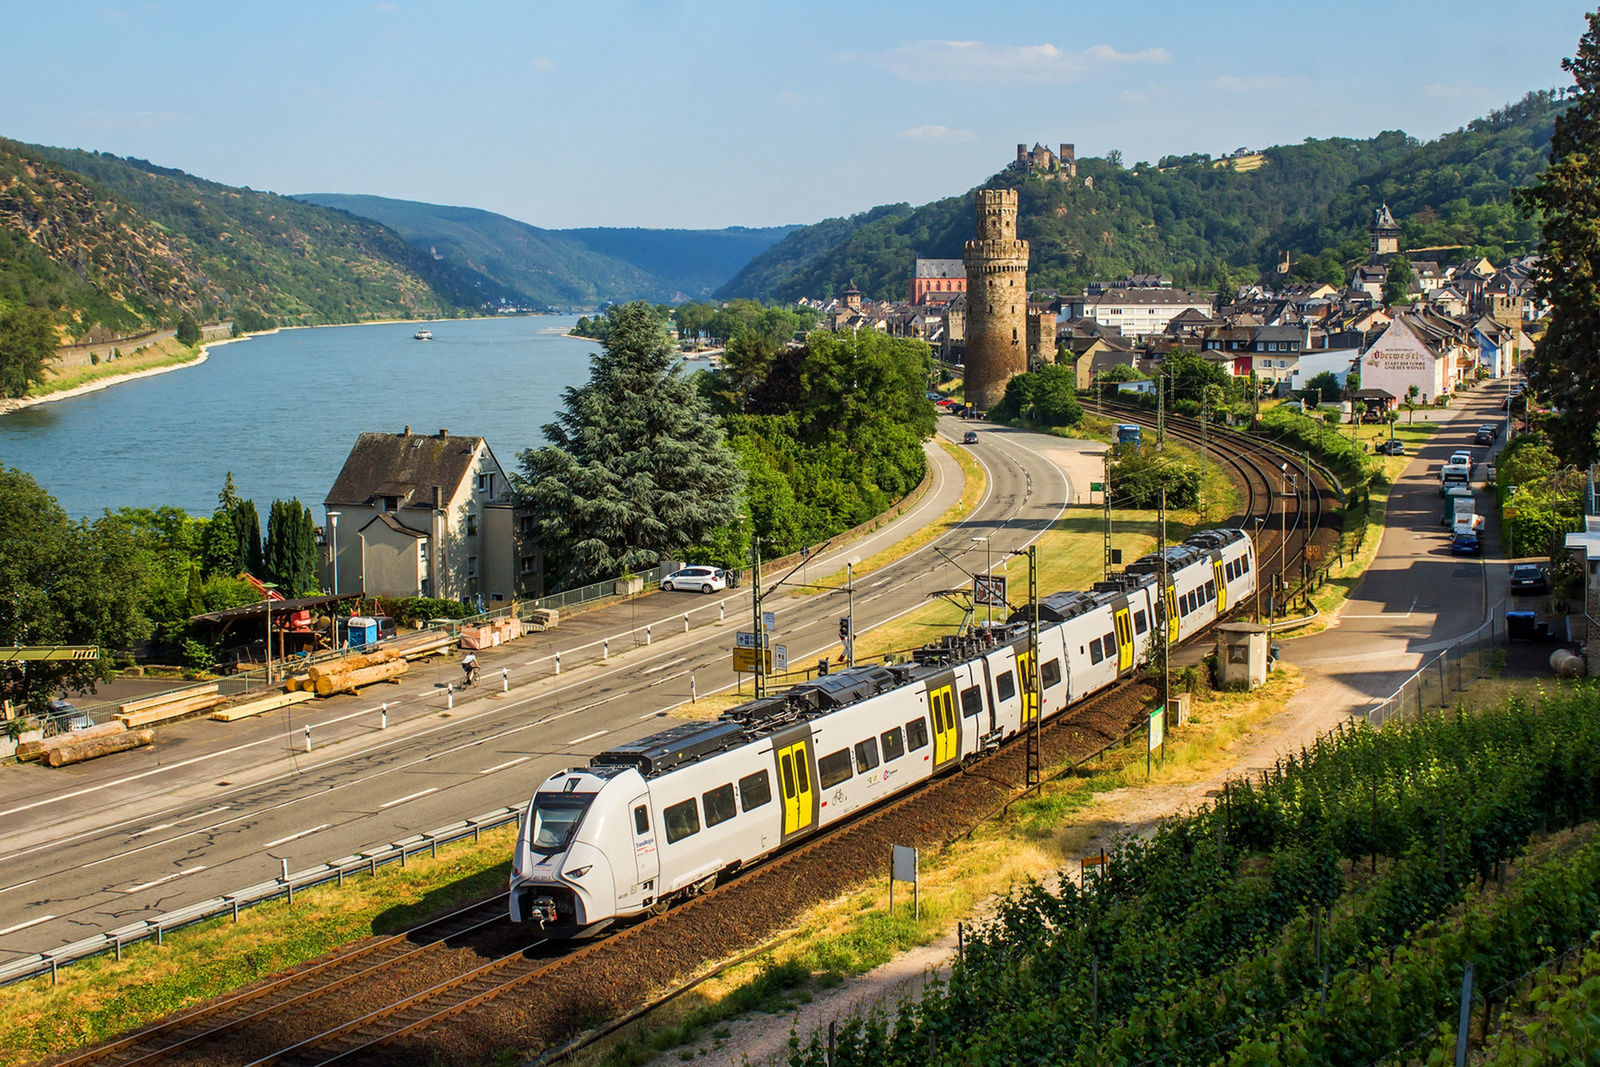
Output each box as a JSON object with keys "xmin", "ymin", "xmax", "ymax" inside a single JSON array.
[
  {"xmin": 717, "ymin": 91, "xmax": 1565, "ymax": 303},
  {"xmin": 296, "ymin": 192, "xmax": 798, "ymax": 307}
]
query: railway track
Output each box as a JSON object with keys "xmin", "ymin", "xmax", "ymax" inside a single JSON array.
[
  {"xmin": 1096, "ymin": 400, "xmax": 1335, "ymax": 606},
  {"xmin": 48, "ymin": 896, "xmax": 541, "ymax": 1067}
]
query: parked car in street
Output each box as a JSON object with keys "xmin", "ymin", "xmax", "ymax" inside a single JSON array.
[
  {"xmin": 660, "ymin": 566, "xmax": 727, "ymax": 593},
  {"xmin": 963, "ymin": 430, "xmax": 979, "ymax": 444},
  {"xmin": 1450, "ymin": 450, "xmax": 1474, "ymax": 468},
  {"xmin": 1376, "ymin": 439, "xmax": 1405, "ymax": 455},
  {"xmin": 1510, "ymin": 564, "xmax": 1549, "ymax": 595},
  {"xmin": 46, "ymin": 698, "xmax": 94, "ymax": 731},
  {"xmin": 1450, "ymin": 532, "xmax": 1483, "ymax": 557},
  {"xmin": 1475, "ymin": 424, "xmax": 1498, "ymax": 445}
]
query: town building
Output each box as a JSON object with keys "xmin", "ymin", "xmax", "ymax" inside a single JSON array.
[
  {"xmin": 910, "ymin": 259, "xmax": 966, "ymax": 305},
  {"xmin": 1357, "ymin": 314, "xmax": 1472, "ymax": 405},
  {"xmin": 1371, "ymin": 203, "xmax": 1401, "ymax": 260},
  {"xmin": 322, "ymin": 428, "xmax": 534, "ymax": 604},
  {"xmin": 962, "ymin": 189, "xmax": 1030, "ymax": 409},
  {"xmin": 1065, "ymin": 287, "xmax": 1212, "ymax": 337}
]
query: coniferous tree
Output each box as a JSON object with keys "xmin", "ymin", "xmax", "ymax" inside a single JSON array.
[
  {"xmin": 516, "ymin": 301, "xmax": 747, "ymax": 588},
  {"xmin": 1523, "ymin": 13, "xmax": 1600, "ymax": 467},
  {"xmin": 233, "ymin": 499, "xmax": 262, "ymax": 577},
  {"xmin": 263, "ymin": 499, "xmax": 321, "ymax": 596}
]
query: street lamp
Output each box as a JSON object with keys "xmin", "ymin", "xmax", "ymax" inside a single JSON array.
[
  {"xmin": 326, "ymin": 510, "xmax": 341, "ymax": 595},
  {"xmin": 846, "ymin": 555, "xmax": 860, "ymax": 668},
  {"xmin": 972, "ymin": 536, "xmax": 992, "ymax": 626},
  {"xmin": 261, "ymin": 581, "xmax": 280, "ymax": 685}
]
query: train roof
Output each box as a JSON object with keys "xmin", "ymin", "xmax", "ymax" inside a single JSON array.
[{"xmin": 1125, "ymin": 528, "xmax": 1246, "ymax": 576}]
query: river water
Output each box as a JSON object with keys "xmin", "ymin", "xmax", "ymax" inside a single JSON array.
[{"xmin": 0, "ymin": 316, "xmax": 601, "ymax": 520}]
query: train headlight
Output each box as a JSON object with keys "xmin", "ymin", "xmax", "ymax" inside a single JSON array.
[{"xmin": 566, "ymin": 865, "xmax": 592, "ymax": 879}]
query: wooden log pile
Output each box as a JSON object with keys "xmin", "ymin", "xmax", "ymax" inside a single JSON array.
[
  {"xmin": 116, "ymin": 684, "xmax": 222, "ymax": 728},
  {"xmin": 17, "ymin": 721, "xmax": 128, "ymax": 762},
  {"xmin": 298, "ymin": 649, "xmax": 409, "ymax": 696},
  {"xmin": 46, "ymin": 728, "xmax": 155, "ymax": 767}
]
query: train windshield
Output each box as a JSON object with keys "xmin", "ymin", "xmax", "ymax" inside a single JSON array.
[{"xmin": 527, "ymin": 793, "xmax": 593, "ymax": 853}]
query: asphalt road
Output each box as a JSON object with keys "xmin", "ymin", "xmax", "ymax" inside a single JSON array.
[
  {"xmin": 0, "ymin": 416, "xmax": 1074, "ymax": 961},
  {"xmin": 1283, "ymin": 382, "xmax": 1519, "ymax": 707}
]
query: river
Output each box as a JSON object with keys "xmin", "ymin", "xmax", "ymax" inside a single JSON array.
[{"xmin": 0, "ymin": 316, "xmax": 601, "ymax": 520}]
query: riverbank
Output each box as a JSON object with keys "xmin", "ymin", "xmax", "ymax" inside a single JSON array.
[{"xmin": 0, "ymin": 336, "xmax": 225, "ymax": 415}]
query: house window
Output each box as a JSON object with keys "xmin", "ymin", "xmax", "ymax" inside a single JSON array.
[
  {"xmin": 466, "ymin": 513, "xmax": 478, "ymax": 536},
  {"xmin": 519, "ymin": 515, "xmax": 535, "ymax": 535},
  {"xmin": 477, "ymin": 472, "xmax": 495, "ymax": 496},
  {"xmin": 382, "ymin": 495, "xmax": 398, "ymax": 512},
  {"xmin": 467, "ymin": 555, "xmax": 478, "ymax": 578},
  {"xmin": 520, "ymin": 556, "xmax": 538, "ymax": 574},
  {"xmin": 418, "ymin": 539, "xmax": 429, "ymax": 576}
]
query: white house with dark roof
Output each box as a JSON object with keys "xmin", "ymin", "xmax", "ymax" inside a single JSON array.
[
  {"xmin": 322, "ymin": 428, "xmax": 534, "ymax": 604},
  {"xmin": 1068, "ymin": 287, "xmax": 1212, "ymax": 337}
]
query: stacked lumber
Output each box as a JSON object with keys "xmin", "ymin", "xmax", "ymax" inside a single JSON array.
[
  {"xmin": 211, "ymin": 690, "xmax": 315, "ymax": 721},
  {"xmin": 307, "ymin": 649, "xmax": 408, "ymax": 696},
  {"xmin": 46, "ymin": 728, "xmax": 155, "ymax": 767},
  {"xmin": 117, "ymin": 684, "xmax": 222, "ymax": 728},
  {"xmin": 387, "ymin": 631, "xmax": 453, "ymax": 660},
  {"xmin": 525, "ymin": 608, "xmax": 559, "ymax": 631},
  {"xmin": 17, "ymin": 721, "xmax": 127, "ymax": 762}
]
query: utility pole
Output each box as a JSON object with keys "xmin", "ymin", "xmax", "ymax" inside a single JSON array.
[
  {"xmin": 846, "ymin": 556, "xmax": 859, "ymax": 667},
  {"xmin": 1026, "ymin": 545, "xmax": 1041, "ymax": 789},
  {"xmin": 1278, "ymin": 464, "xmax": 1290, "ymax": 615},
  {"xmin": 1302, "ymin": 450, "xmax": 1313, "ymax": 594},
  {"xmin": 1253, "ymin": 517, "xmax": 1264, "ymax": 624},
  {"xmin": 1102, "ymin": 451, "xmax": 1113, "ymax": 581},
  {"xmin": 1156, "ymin": 370, "xmax": 1166, "ymax": 452},
  {"xmin": 750, "ymin": 536, "xmax": 765, "ymax": 698},
  {"xmin": 1158, "ymin": 487, "xmax": 1171, "ymax": 740}
]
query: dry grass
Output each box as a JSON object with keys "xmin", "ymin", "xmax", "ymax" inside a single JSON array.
[
  {"xmin": 36, "ymin": 337, "xmax": 203, "ymax": 396},
  {"xmin": 0, "ymin": 825, "xmax": 518, "ymax": 1065}
]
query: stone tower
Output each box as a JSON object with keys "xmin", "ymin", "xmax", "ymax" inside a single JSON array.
[
  {"xmin": 1371, "ymin": 203, "xmax": 1401, "ymax": 261},
  {"xmin": 963, "ymin": 189, "xmax": 1029, "ymax": 410}
]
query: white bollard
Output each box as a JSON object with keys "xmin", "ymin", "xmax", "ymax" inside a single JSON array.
[
  {"xmin": 304, "ymin": 724, "xmax": 311, "ymax": 752},
  {"xmin": 555, "ymin": 652, "xmax": 561, "ymax": 675},
  {"xmin": 381, "ymin": 702, "xmax": 387, "ymax": 730},
  {"xmin": 691, "ymin": 674, "xmax": 697, "ymax": 703},
  {"xmin": 684, "ymin": 612, "xmax": 690, "ymax": 633},
  {"xmin": 720, "ymin": 603, "xmax": 725, "ymax": 623},
  {"xmin": 603, "ymin": 638, "xmax": 609, "ymax": 659},
  {"xmin": 646, "ymin": 624, "xmax": 652, "ymax": 645},
  {"xmin": 447, "ymin": 684, "xmax": 454, "ymax": 710},
  {"xmin": 280, "ymin": 857, "xmax": 289, "ymax": 881},
  {"xmin": 502, "ymin": 667, "xmax": 509, "ymax": 692}
]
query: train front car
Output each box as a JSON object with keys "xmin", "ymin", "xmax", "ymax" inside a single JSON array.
[{"xmin": 510, "ymin": 764, "xmax": 645, "ymax": 935}]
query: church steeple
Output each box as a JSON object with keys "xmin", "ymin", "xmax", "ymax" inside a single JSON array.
[{"xmin": 1371, "ymin": 203, "xmax": 1401, "ymax": 261}]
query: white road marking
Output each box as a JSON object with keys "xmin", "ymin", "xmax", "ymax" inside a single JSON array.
[
  {"xmin": 639, "ymin": 658, "xmax": 687, "ymax": 676},
  {"xmin": 0, "ymin": 914, "xmax": 55, "ymax": 936},
  {"xmin": 639, "ymin": 710, "xmax": 668, "ymax": 719},
  {"xmin": 125, "ymin": 867, "xmax": 206, "ymax": 894},
  {"xmin": 869, "ymin": 577, "xmax": 894, "ymax": 588},
  {"xmin": 0, "ymin": 879, "xmax": 37, "ymax": 896},
  {"xmin": 566, "ymin": 730, "xmax": 609, "ymax": 746},
  {"xmin": 264, "ymin": 824, "xmax": 330, "ymax": 849},
  {"xmin": 175, "ymin": 806, "xmax": 231, "ymax": 825},
  {"xmin": 479, "ymin": 756, "xmax": 530, "ymax": 775},
  {"xmin": 379, "ymin": 788, "xmax": 438, "ymax": 810},
  {"xmin": 128, "ymin": 823, "xmax": 173, "ymax": 839}
]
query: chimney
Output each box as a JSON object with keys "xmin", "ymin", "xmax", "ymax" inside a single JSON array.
[
  {"xmin": 403, "ymin": 425, "xmax": 411, "ymax": 436},
  {"xmin": 439, "ymin": 429, "xmax": 448, "ymax": 438},
  {"xmin": 1017, "ymin": 144, "xmax": 1027, "ymax": 163}
]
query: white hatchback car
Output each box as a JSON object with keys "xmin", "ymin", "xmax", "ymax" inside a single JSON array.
[{"xmin": 660, "ymin": 566, "xmax": 728, "ymax": 594}]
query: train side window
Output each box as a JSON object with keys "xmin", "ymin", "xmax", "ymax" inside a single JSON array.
[
  {"xmin": 1103, "ymin": 631, "xmax": 1115, "ymax": 652},
  {"xmin": 634, "ymin": 805, "xmax": 650, "ymax": 834},
  {"xmin": 854, "ymin": 737, "xmax": 880, "ymax": 771},
  {"xmin": 1133, "ymin": 610, "xmax": 1148, "ymax": 634},
  {"xmin": 881, "ymin": 726, "xmax": 906, "ymax": 761},
  {"xmin": 738, "ymin": 770, "xmax": 772, "ymax": 811},
  {"xmin": 906, "ymin": 717, "xmax": 930, "ymax": 751},
  {"xmin": 794, "ymin": 750, "xmax": 810, "ymax": 794},
  {"xmin": 817, "ymin": 748, "xmax": 853, "ymax": 789},
  {"xmin": 664, "ymin": 799, "xmax": 700, "ymax": 844},
  {"xmin": 996, "ymin": 670, "xmax": 1016, "ymax": 702},
  {"xmin": 1041, "ymin": 658, "xmax": 1062, "ymax": 688},
  {"xmin": 703, "ymin": 784, "xmax": 737, "ymax": 827},
  {"xmin": 1242, "ymin": 555, "xmax": 1250, "ymax": 573},
  {"xmin": 1205, "ymin": 581, "xmax": 1216, "ymax": 601},
  {"xmin": 960, "ymin": 685, "xmax": 983, "ymax": 717},
  {"xmin": 1089, "ymin": 638, "xmax": 1104, "ymax": 664}
]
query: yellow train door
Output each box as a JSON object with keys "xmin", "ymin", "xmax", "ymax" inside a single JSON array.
[
  {"xmin": 1115, "ymin": 608, "xmax": 1134, "ymax": 671},
  {"xmin": 1214, "ymin": 559, "xmax": 1228, "ymax": 613},
  {"xmin": 928, "ymin": 684, "xmax": 960, "ymax": 765},
  {"xmin": 776, "ymin": 739, "xmax": 813, "ymax": 836},
  {"xmin": 1165, "ymin": 583, "xmax": 1180, "ymax": 643},
  {"xmin": 1015, "ymin": 651, "xmax": 1039, "ymax": 723}
]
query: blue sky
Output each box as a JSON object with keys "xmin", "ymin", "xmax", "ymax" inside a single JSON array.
[{"xmin": 1, "ymin": 1, "xmax": 1591, "ymax": 229}]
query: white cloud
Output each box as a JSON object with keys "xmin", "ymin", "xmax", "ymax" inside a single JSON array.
[
  {"xmin": 872, "ymin": 40, "xmax": 1169, "ymax": 85},
  {"xmin": 373, "ymin": 2, "xmax": 395, "ymax": 10},
  {"xmin": 1212, "ymin": 74, "xmax": 1298, "ymax": 92},
  {"xmin": 895, "ymin": 125, "xmax": 977, "ymax": 143},
  {"xmin": 531, "ymin": 57, "xmax": 554, "ymax": 72},
  {"xmin": 776, "ymin": 90, "xmax": 805, "ymax": 105}
]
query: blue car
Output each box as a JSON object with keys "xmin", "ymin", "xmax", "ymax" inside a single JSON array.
[{"xmin": 1450, "ymin": 532, "xmax": 1482, "ymax": 557}]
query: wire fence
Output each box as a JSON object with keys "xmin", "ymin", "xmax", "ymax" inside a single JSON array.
[
  {"xmin": 528, "ymin": 564, "xmax": 669, "ymax": 613},
  {"xmin": 1363, "ymin": 606, "xmax": 1504, "ymax": 729}
]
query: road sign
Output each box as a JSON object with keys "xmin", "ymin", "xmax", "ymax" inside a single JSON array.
[
  {"xmin": 1504, "ymin": 507, "xmax": 1521, "ymax": 518},
  {"xmin": 735, "ymin": 630, "xmax": 758, "ymax": 649},
  {"xmin": 733, "ymin": 645, "xmax": 787, "ymax": 673},
  {"xmin": 1090, "ymin": 481, "xmax": 1105, "ymax": 492},
  {"xmin": 762, "ymin": 611, "xmax": 776, "ymax": 631},
  {"xmin": 1149, "ymin": 706, "xmax": 1165, "ymax": 750},
  {"xmin": 973, "ymin": 573, "xmax": 1008, "ymax": 607}
]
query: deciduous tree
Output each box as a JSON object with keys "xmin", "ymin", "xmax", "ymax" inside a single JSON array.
[{"xmin": 0, "ymin": 306, "xmax": 56, "ymax": 399}]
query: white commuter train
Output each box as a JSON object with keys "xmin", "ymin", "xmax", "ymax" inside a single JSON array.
[{"xmin": 510, "ymin": 528, "xmax": 1256, "ymax": 933}]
